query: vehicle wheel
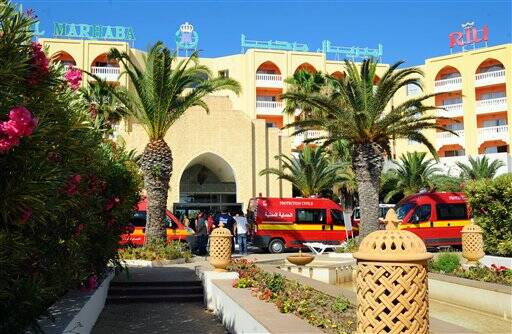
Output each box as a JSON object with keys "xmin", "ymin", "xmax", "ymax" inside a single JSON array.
[{"xmin": 268, "ymin": 239, "xmax": 285, "ymax": 254}]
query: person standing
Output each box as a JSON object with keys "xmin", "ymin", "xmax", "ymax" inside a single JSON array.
[
  {"xmin": 215, "ymin": 209, "xmax": 235, "ymax": 252},
  {"xmin": 195, "ymin": 212, "xmax": 208, "ymax": 255},
  {"xmin": 234, "ymin": 211, "xmax": 249, "ymax": 255},
  {"xmin": 182, "ymin": 214, "xmax": 190, "ymax": 228}
]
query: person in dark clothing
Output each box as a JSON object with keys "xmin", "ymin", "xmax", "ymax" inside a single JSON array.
[
  {"xmin": 215, "ymin": 209, "xmax": 236, "ymax": 252},
  {"xmin": 195, "ymin": 212, "xmax": 208, "ymax": 256}
]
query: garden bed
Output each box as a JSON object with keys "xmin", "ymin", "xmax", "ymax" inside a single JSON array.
[{"xmin": 228, "ymin": 259, "xmax": 356, "ymax": 334}]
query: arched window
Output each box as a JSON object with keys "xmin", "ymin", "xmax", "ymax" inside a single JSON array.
[{"xmin": 295, "ymin": 63, "xmax": 316, "ymax": 74}]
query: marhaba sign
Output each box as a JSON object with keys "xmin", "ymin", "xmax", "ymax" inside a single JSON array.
[{"xmin": 53, "ymin": 22, "xmax": 135, "ymax": 41}]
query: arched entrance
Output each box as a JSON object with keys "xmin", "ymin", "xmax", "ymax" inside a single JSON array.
[{"xmin": 174, "ymin": 153, "xmax": 241, "ymax": 218}]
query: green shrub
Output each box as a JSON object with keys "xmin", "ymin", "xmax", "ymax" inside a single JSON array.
[
  {"xmin": 0, "ymin": 5, "xmax": 141, "ymax": 332},
  {"xmin": 119, "ymin": 241, "xmax": 192, "ymax": 261},
  {"xmin": 454, "ymin": 265, "xmax": 512, "ymax": 286},
  {"xmin": 335, "ymin": 238, "xmax": 359, "ymax": 253},
  {"xmin": 265, "ymin": 273, "xmax": 285, "ymax": 293},
  {"xmin": 465, "ymin": 173, "xmax": 512, "ymax": 256},
  {"xmin": 431, "ymin": 253, "xmax": 460, "ymax": 273},
  {"xmin": 330, "ymin": 296, "xmax": 350, "ymax": 313}
]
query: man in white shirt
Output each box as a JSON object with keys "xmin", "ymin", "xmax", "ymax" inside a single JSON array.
[{"xmin": 234, "ymin": 211, "xmax": 249, "ymax": 255}]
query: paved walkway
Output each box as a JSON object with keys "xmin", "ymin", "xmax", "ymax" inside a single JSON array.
[
  {"xmin": 92, "ymin": 265, "xmax": 226, "ymax": 334},
  {"xmin": 92, "ymin": 302, "xmax": 226, "ymax": 334}
]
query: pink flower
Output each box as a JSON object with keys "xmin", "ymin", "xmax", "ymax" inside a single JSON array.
[
  {"xmin": 63, "ymin": 174, "xmax": 82, "ymax": 196},
  {"xmin": 74, "ymin": 223, "xmax": 84, "ymax": 236},
  {"xmin": 64, "ymin": 67, "xmax": 82, "ymax": 91},
  {"xmin": 0, "ymin": 106, "xmax": 37, "ymax": 154},
  {"xmin": 104, "ymin": 196, "xmax": 121, "ymax": 211},
  {"xmin": 27, "ymin": 42, "xmax": 49, "ymax": 85},
  {"xmin": 8, "ymin": 106, "xmax": 38, "ymax": 136},
  {"xmin": 19, "ymin": 208, "xmax": 33, "ymax": 224}
]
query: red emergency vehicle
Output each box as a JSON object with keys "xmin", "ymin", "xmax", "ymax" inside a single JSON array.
[
  {"xmin": 247, "ymin": 197, "xmax": 351, "ymax": 253},
  {"xmin": 395, "ymin": 192, "xmax": 470, "ymax": 247},
  {"xmin": 120, "ymin": 199, "xmax": 195, "ymax": 247}
]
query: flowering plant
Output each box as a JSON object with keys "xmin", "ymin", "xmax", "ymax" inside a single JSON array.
[
  {"xmin": 0, "ymin": 106, "xmax": 37, "ymax": 153},
  {"xmin": 64, "ymin": 67, "xmax": 82, "ymax": 90}
]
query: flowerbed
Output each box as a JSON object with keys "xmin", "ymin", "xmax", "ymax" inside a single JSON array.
[
  {"xmin": 0, "ymin": 5, "xmax": 141, "ymax": 332},
  {"xmin": 227, "ymin": 259, "xmax": 356, "ymax": 334},
  {"xmin": 429, "ymin": 253, "xmax": 512, "ymax": 286},
  {"xmin": 119, "ymin": 241, "xmax": 192, "ymax": 261}
]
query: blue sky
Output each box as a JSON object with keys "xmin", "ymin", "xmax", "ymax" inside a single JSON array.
[{"xmin": 21, "ymin": 0, "xmax": 512, "ymax": 65}]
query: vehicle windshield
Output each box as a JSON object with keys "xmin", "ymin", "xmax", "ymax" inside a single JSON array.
[{"xmin": 396, "ymin": 203, "xmax": 415, "ymax": 219}]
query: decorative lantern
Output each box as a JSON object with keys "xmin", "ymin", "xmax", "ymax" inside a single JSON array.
[
  {"xmin": 353, "ymin": 209, "xmax": 433, "ymax": 334},
  {"xmin": 461, "ymin": 221, "xmax": 484, "ymax": 264},
  {"xmin": 208, "ymin": 224, "xmax": 233, "ymax": 272}
]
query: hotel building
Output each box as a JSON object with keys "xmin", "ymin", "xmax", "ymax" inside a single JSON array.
[{"xmin": 38, "ymin": 32, "xmax": 511, "ymax": 216}]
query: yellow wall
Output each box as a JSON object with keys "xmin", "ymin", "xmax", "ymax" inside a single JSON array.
[{"xmin": 40, "ymin": 37, "xmax": 512, "ymax": 202}]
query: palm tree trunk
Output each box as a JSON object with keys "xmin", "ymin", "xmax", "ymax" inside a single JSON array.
[
  {"xmin": 140, "ymin": 139, "xmax": 173, "ymax": 244},
  {"xmin": 352, "ymin": 142, "xmax": 384, "ymax": 238}
]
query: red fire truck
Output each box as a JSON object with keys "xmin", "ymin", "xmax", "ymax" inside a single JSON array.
[
  {"xmin": 395, "ymin": 192, "xmax": 471, "ymax": 247},
  {"xmin": 247, "ymin": 197, "xmax": 351, "ymax": 253}
]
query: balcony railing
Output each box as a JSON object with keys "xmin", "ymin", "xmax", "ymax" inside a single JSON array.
[
  {"xmin": 437, "ymin": 103, "xmax": 464, "ymax": 118},
  {"xmin": 256, "ymin": 73, "xmax": 283, "ymax": 88},
  {"xmin": 439, "ymin": 153, "xmax": 510, "ymax": 176},
  {"xmin": 293, "ymin": 129, "xmax": 326, "ymax": 147},
  {"xmin": 475, "ymin": 70, "xmax": 506, "ymax": 87},
  {"xmin": 476, "ymin": 97, "xmax": 508, "ymax": 114},
  {"xmin": 90, "ymin": 66, "xmax": 120, "ymax": 82},
  {"xmin": 434, "ymin": 77, "xmax": 462, "ymax": 93},
  {"xmin": 478, "ymin": 125, "xmax": 509, "ymax": 144},
  {"xmin": 256, "ymin": 100, "xmax": 283, "ymax": 115},
  {"xmin": 436, "ymin": 130, "xmax": 464, "ymax": 148}
]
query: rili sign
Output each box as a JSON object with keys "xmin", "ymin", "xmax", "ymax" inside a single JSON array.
[{"xmin": 449, "ymin": 22, "xmax": 488, "ymax": 51}]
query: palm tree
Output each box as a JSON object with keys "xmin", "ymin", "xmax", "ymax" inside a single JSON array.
[
  {"xmin": 456, "ymin": 155, "xmax": 505, "ymax": 180},
  {"xmin": 80, "ymin": 78, "xmax": 128, "ymax": 136},
  {"xmin": 328, "ymin": 139, "xmax": 357, "ymax": 208},
  {"xmin": 282, "ymin": 59, "xmax": 449, "ymax": 237},
  {"xmin": 108, "ymin": 42, "xmax": 241, "ymax": 244},
  {"xmin": 383, "ymin": 152, "xmax": 442, "ymax": 202},
  {"xmin": 260, "ymin": 146, "xmax": 340, "ymax": 197},
  {"xmin": 284, "ymin": 70, "xmax": 326, "ymax": 118}
]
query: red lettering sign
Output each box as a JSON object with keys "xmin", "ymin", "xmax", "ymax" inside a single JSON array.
[{"xmin": 449, "ymin": 22, "xmax": 489, "ymax": 49}]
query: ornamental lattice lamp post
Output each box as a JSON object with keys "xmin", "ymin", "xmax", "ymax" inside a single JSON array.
[
  {"xmin": 353, "ymin": 209, "xmax": 433, "ymax": 334},
  {"xmin": 461, "ymin": 220, "xmax": 485, "ymax": 265},
  {"xmin": 208, "ymin": 223, "xmax": 233, "ymax": 272}
]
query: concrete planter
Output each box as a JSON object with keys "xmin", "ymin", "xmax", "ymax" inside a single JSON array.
[
  {"xmin": 479, "ymin": 255, "xmax": 512, "ymax": 268},
  {"xmin": 429, "ymin": 272, "xmax": 512, "ymax": 319},
  {"xmin": 206, "ymin": 278, "xmax": 322, "ymax": 334},
  {"xmin": 123, "ymin": 258, "xmax": 188, "ymax": 267},
  {"xmin": 35, "ymin": 271, "xmax": 114, "ymax": 334}
]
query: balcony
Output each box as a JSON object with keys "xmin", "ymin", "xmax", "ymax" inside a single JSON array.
[
  {"xmin": 475, "ymin": 70, "xmax": 506, "ymax": 87},
  {"xmin": 476, "ymin": 97, "xmax": 508, "ymax": 114},
  {"xmin": 434, "ymin": 77, "xmax": 462, "ymax": 93},
  {"xmin": 436, "ymin": 130, "xmax": 464, "ymax": 148},
  {"xmin": 293, "ymin": 129, "xmax": 327, "ymax": 147},
  {"xmin": 437, "ymin": 103, "xmax": 464, "ymax": 118},
  {"xmin": 439, "ymin": 153, "xmax": 510, "ymax": 176},
  {"xmin": 90, "ymin": 66, "xmax": 120, "ymax": 82},
  {"xmin": 256, "ymin": 73, "xmax": 283, "ymax": 88},
  {"xmin": 478, "ymin": 125, "xmax": 509, "ymax": 145},
  {"xmin": 256, "ymin": 100, "xmax": 283, "ymax": 115}
]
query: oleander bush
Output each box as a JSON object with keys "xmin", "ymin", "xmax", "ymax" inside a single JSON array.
[
  {"xmin": 0, "ymin": 3, "xmax": 141, "ymax": 332},
  {"xmin": 119, "ymin": 241, "xmax": 192, "ymax": 261},
  {"xmin": 334, "ymin": 238, "xmax": 359, "ymax": 253},
  {"xmin": 464, "ymin": 173, "xmax": 512, "ymax": 256},
  {"xmin": 228, "ymin": 259, "xmax": 356, "ymax": 334}
]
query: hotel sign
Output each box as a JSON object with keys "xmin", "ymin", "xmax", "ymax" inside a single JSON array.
[
  {"xmin": 449, "ymin": 22, "xmax": 488, "ymax": 51},
  {"xmin": 53, "ymin": 22, "xmax": 135, "ymax": 41}
]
